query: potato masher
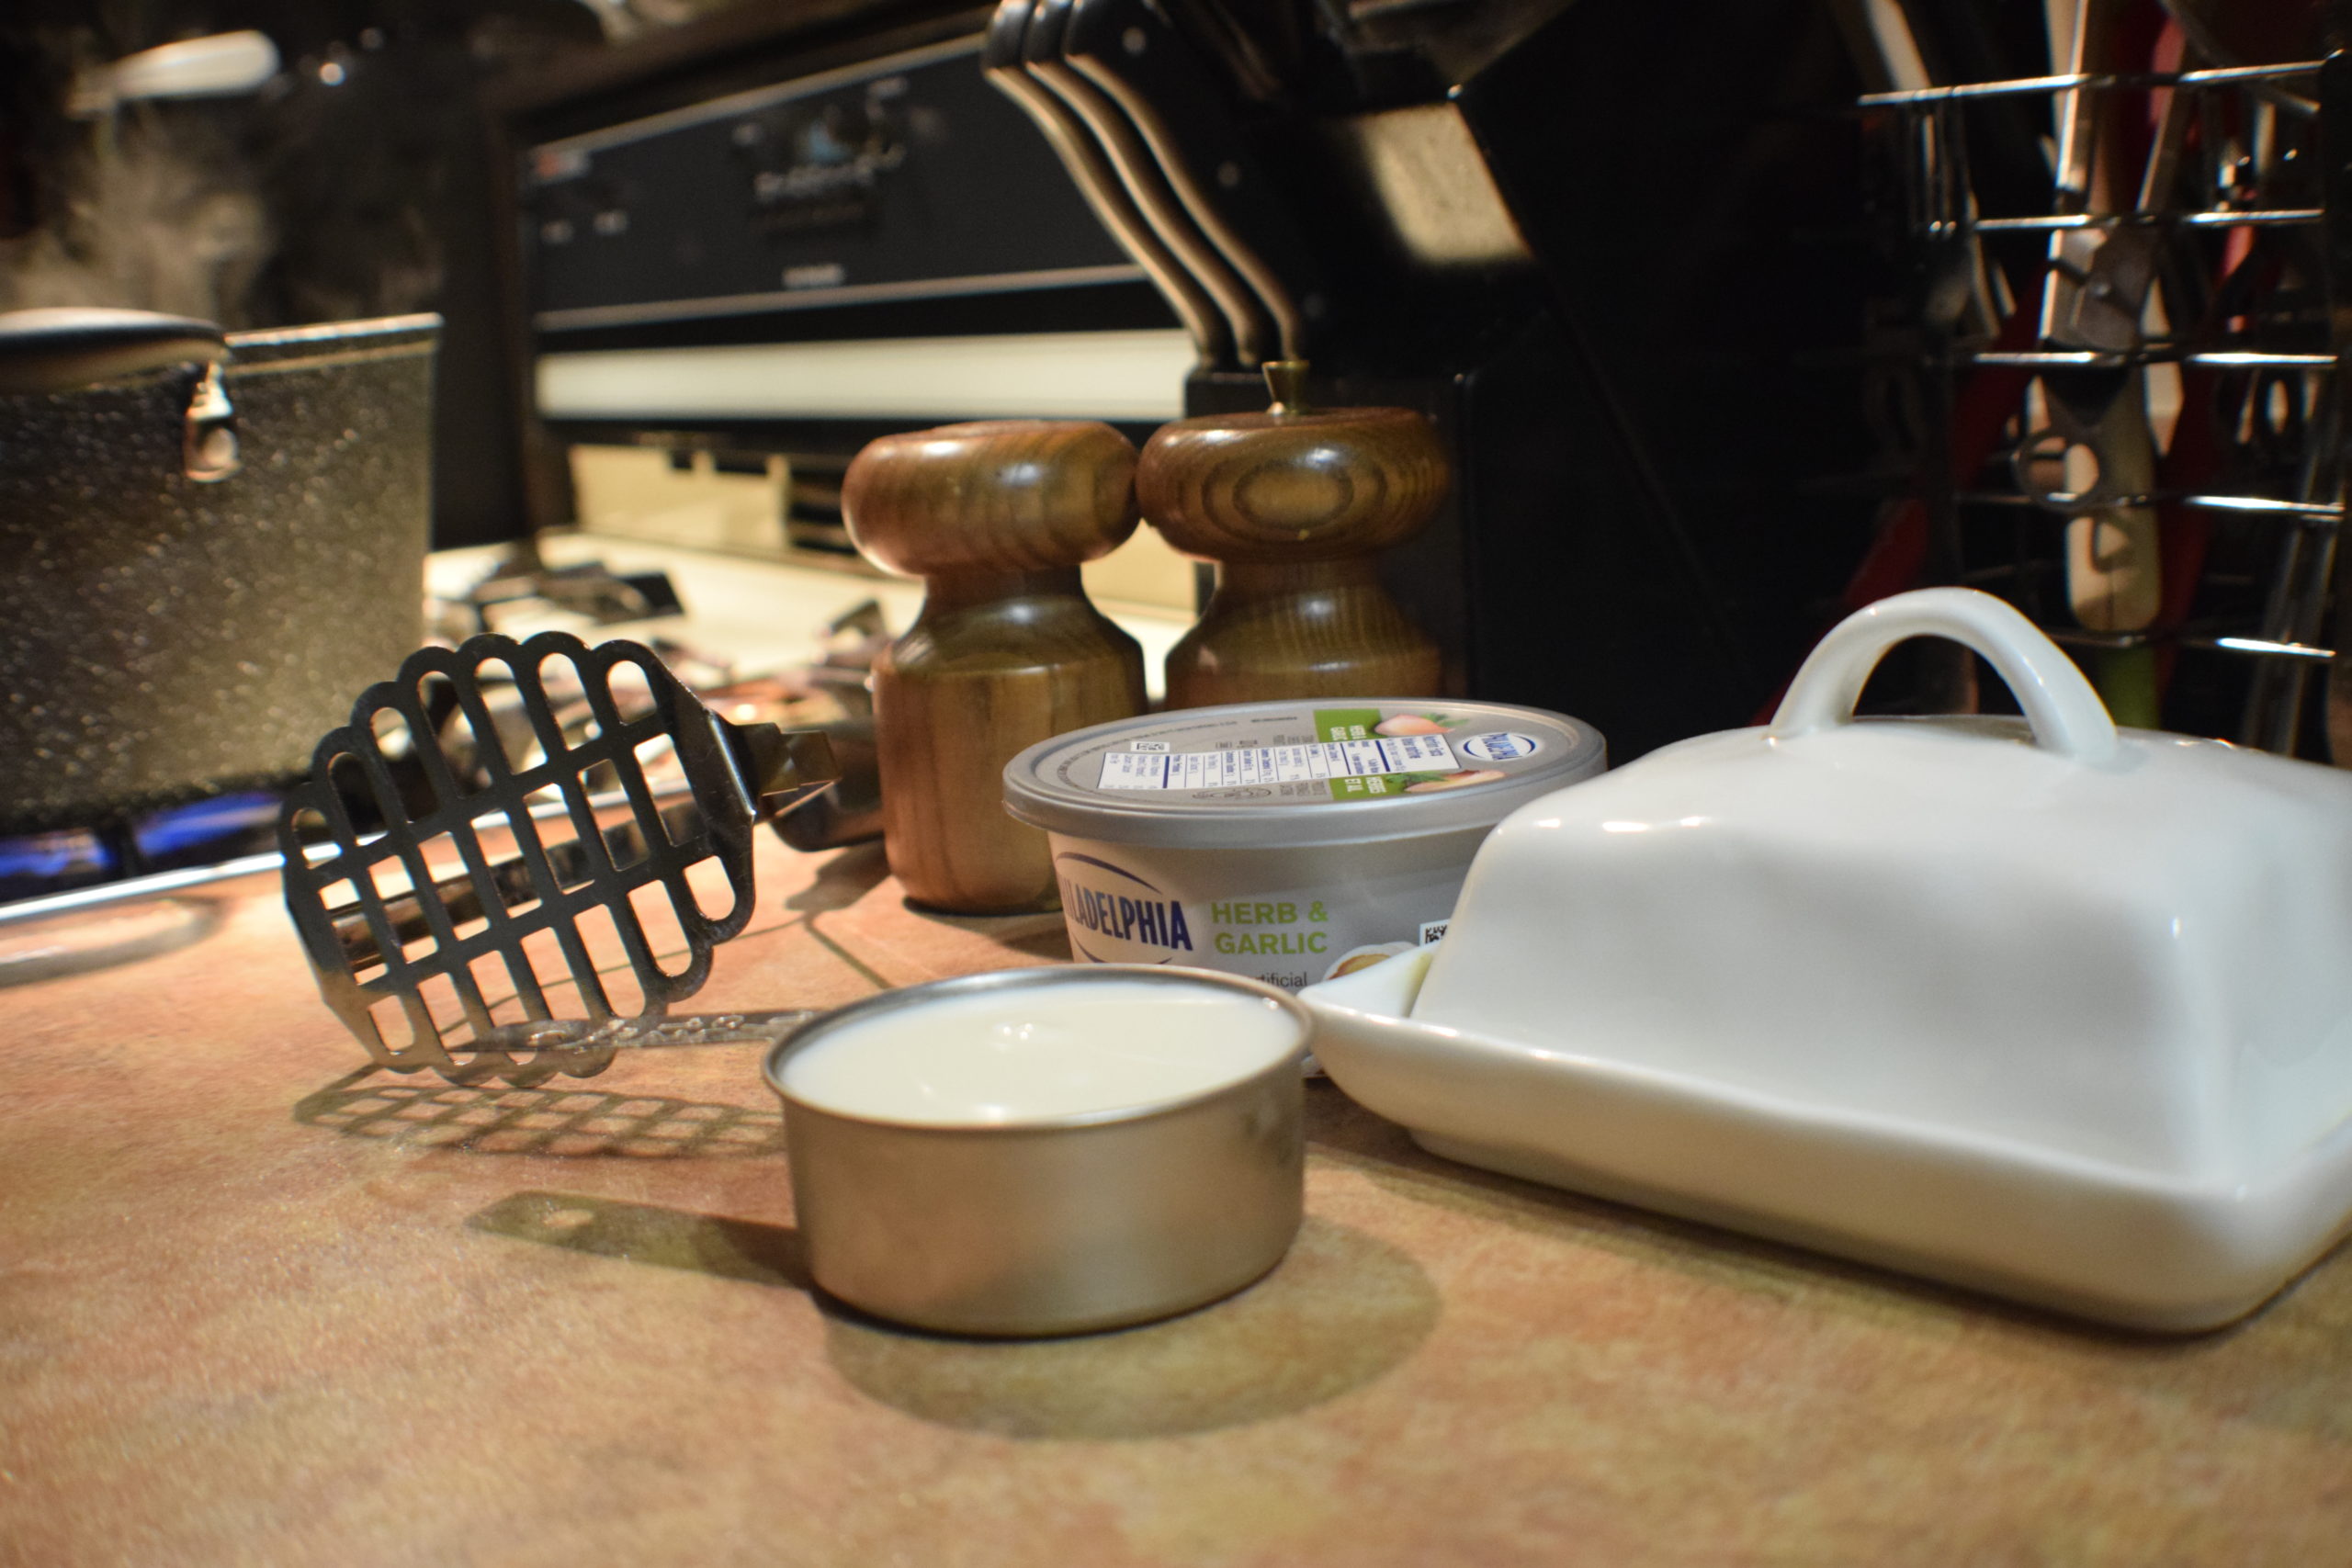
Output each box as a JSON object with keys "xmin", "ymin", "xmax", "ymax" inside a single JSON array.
[{"xmin": 278, "ymin": 630, "xmax": 837, "ymax": 1087}]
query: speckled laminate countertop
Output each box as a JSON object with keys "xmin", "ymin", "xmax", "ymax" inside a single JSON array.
[{"xmin": 4, "ymin": 833, "xmax": 2348, "ymax": 1567}]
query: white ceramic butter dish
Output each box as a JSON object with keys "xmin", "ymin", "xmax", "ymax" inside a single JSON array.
[{"xmin": 1303, "ymin": 588, "xmax": 2352, "ymax": 1330}]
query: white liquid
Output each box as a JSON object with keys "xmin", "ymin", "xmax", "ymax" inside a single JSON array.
[{"xmin": 779, "ymin": 977, "xmax": 1301, "ymax": 1126}]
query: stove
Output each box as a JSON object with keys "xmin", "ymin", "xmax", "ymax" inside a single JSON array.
[{"xmin": 0, "ymin": 792, "xmax": 282, "ymax": 905}]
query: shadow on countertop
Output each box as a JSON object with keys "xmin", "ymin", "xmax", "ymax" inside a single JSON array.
[
  {"xmin": 470, "ymin": 1188, "xmax": 811, "ymax": 1289},
  {"xmin": 816, "ymin": 1214, "xmax": 1440, "ymax": 1440},
  {"xmin": 468, "ymin": 1182, "xmax": 1439, "ymax": 1442},
  {"xmin": 1302, "ymin": 1081, "xmax": 2352, "ymax": 1448},
  {"xmin": 295, "ymin": 1071, "xmax": 783, "ymax": 1158}
]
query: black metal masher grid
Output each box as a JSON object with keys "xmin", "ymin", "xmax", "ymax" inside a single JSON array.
[{"xmin": 279, "ymin": 631, "xmax": 763, "ymax": 1085}]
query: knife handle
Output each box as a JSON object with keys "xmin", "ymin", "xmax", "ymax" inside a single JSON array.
[
  {"xmin": 1023, "ymin": 0, "xmax": 1275, "ymax": 365},
  {"xmin": 1063, "ymin": 0, "xmax": 1324, "ymax": 360},
  {"xmin": 983, "ymin": 0, "xmax": 1229, "ymax": 367}
]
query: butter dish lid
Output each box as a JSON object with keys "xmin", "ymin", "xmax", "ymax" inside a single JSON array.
[
  {"xmin": 1004, "ymin": 698, "xmax": 1605, "ymax": 849},
  {"xmin": 1418, "ymin": 586, "xmax": 2352, "ymax": 1183},
  {"xmin": 1300, "ymin": 590, "xmax": 2352, "ymax": 1330}
]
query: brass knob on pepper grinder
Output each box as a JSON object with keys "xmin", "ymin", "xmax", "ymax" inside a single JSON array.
[
  {"xmin": 1141, "ymin": 360, "xmax": 1448, "ymax": 708},
  {"xmin": 842, "ymin": 419, "xmax": 1148, "ymax": 913}
]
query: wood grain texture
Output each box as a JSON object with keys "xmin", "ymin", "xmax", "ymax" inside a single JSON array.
[
  {"xmin": 1141, "ymin": 401, "xmax": 1447, "ymax": 708},
  {"xmin": 875, "ymin": 571, "xmax": 1144, "ymax": 912},
  {"xmin": 843, "ymin": 421, "xmax": 1147, "ymax": 913},
  {"xmin": 1165, "ymin": 559, "xmax": 1440, "ymax": 707},
  {"xmin": 844, "ymin": 419, "xmax": 1140, "ymax": 577}
]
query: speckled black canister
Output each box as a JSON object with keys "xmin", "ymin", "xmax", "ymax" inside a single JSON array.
[{"xmin": 0, "ymin": 314, "xmax": 436, "ymax": 832}]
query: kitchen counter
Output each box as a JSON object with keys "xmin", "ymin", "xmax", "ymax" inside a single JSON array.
[
  {"xmin": 4, "ymin": 832, "xmax": 2348, "ymax": 1567},
  {"xmin": 424, "ymin": 531, "xmax": 1194, "ymax": 702}
]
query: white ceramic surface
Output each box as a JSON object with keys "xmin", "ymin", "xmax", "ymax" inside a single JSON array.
[{"xmin": 1302, "ymin": 589, "xmax": 2352, "ymax": 1330}]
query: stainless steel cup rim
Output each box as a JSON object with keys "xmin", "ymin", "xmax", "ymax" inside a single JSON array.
[{"xmin": 760, "ymin": 964, "xmax": 1313, "ymax": 1134}]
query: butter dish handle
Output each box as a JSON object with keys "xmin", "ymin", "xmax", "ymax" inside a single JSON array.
[{"xmin": 1770, "ymin": 588, "xmax": 2121, "ymax": 767}]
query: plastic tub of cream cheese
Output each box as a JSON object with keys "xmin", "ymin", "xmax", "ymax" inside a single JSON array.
[{"xmin": 1004, "ymin": 698, "xmax": 1604, "ymax": 991}]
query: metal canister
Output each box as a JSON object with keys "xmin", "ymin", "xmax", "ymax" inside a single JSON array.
[
  {"xmin": 763, "ymin": 966, "xmax": 1309, "ymax": 1337},
  {"xmin": 0, "ymin": 309, "xmax": 437, "ymax": 831}
]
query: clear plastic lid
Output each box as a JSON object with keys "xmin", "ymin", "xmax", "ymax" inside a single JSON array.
[{"xmin": 1003, "ymin": 698, "xmax": 1605, "ymax": 849}]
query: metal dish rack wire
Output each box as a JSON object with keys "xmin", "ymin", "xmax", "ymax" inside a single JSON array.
[{"xmin": 1860, "ymin": 53, "xmax": 2350, "ymax": 758}]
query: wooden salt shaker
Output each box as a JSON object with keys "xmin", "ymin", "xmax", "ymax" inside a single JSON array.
[
  {"xmin": 1141, "ymin": 361, "xmax": 1447, "ymax": 708},
  {"xmin": 842, "ymin": 420, "xmax": 1147, "ymax": 913}
]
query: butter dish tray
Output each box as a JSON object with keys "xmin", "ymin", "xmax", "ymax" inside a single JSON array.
[{"xmin": 1301, "ymin": 590, "xmax": 2352, "ymax": 1331}]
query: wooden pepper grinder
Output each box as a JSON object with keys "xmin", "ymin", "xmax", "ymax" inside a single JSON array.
[
  {"xmin": 842, "ymin": 420, "xmax": 1147, "ymax": 913},
  {"xmin": 1141, "ymin": 361, "xmax": 1448, "ymax": 708}
]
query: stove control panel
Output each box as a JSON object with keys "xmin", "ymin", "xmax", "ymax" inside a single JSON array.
[{"xmin": 522, "ymin": 34, "xmax": 1142, "ymax": 336}]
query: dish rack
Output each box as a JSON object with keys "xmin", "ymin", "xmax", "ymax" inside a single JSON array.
[{"xmin": 1859, "ymin": 54, "xmax": 2346, "ymax": 758}]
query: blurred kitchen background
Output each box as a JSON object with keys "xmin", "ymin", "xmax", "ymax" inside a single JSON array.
[
  {"xmin": 1, "ymin": 0, "xmax": 1883, "ymax": 724},
  {"xmin": 4, "ymin": 0, "xmax": 596, "ymax": 549},
  {"xmin": 3, "ymin": 0, "xmax": 2346, "ymax": 894}
]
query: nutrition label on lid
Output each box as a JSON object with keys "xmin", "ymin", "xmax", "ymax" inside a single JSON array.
[{"xmin": 1097, "ymin": 734, "xmax": 1454, "ymax": 791}]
